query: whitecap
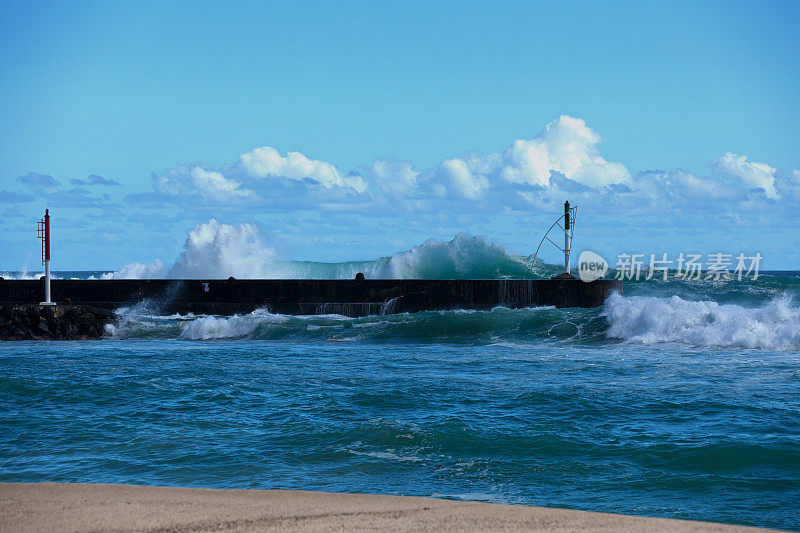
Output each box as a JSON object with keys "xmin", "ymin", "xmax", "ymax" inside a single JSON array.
[{"xmin": 603, "ymin": 293, "xmax": 800, "ymax": 350}]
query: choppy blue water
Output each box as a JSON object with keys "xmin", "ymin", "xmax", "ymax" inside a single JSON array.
[{"xmin": 2, "ymin": 273, "xmax": 800, "ymax": 530}]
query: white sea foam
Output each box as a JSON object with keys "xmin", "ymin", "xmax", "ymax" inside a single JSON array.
[
  {"xmin": 178, "ymin": 308, "xmax": 286, "ymax": 339},
  {"xmin": 346, "ymin": 448, "xmax": 424, "ymax": 462},
  {"xmin": 0, "ymin": 271, "xmax": 52, "ymax": 280},
  {"xmin": 603, "ymin": 292, "xmax": 800, "ymax": 350},
  {"xmin": 0, "ymin": 272, "xmax": 94, "ymax": 280},
  {"xmin": 104, "ymin": 299, "xmax": 189, "ymax": 338}
]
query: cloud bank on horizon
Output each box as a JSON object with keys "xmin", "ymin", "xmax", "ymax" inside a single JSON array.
[
  {"xmin": 3, "ymin": 115, "xmax": 799, "ymax": 270},
  {"xmin": 121, "ymin": 115, "xmax": 798, "ymax": 213}
]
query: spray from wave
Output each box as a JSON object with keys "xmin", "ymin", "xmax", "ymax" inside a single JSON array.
[
  {"xmin": 0, "ymin": 271, "xmax": 45, "ymax": 280},
  {"xmin": 104, "ymin": 260, "xmax": 166, "ymax": 280},
  {"xmin": 103, "ymin": 219, "xmax": 546, "ymax": 280}
]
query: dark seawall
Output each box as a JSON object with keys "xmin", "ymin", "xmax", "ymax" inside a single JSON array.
[{"xmin": 0, "ymin": 279, "xmax": 621, "ymax": 316}]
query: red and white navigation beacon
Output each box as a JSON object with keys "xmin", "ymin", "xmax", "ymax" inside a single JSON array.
[{"xmin": 37, "ymin": 209, "xmax": 56, "ymax": 306}]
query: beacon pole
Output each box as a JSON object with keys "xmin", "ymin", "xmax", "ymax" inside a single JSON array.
[
  {"xmin": 564, "ymin": 200, "xmax": 571, "ymax": 275},
  {"xmin": 38, "ymin": 209, "xmax": 55, "ymax": 306}
]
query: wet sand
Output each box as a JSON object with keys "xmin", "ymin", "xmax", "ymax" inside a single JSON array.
[{"xmin": 0, "ymin": 482, "xmax": 778, "ymax": 532}]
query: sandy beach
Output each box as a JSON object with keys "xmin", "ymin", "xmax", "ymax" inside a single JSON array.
[{"xmin": 0, "ymin": 482, "xmax": 779, "ymax": 532}]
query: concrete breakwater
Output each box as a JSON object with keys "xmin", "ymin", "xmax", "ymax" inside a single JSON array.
[
  {"xmin": 0, "ymin": 278, "xmax": 621, "ymax": 317},
  {"xmin": 0, "ymin": 304, "xmax": 114, "ymax": 340}
]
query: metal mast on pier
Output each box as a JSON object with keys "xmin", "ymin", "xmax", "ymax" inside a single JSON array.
[
  {"xmin": 532, "ymin": 200, "xmax": 577, "ymax": 278},
  {"xmin": 37, "ymin": 209, "xmax": 55, "ymax": 306}
]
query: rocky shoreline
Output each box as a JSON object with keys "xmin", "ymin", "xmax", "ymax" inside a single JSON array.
[{"xmin": 0, "ymin": 304, "xmax": 114, "ymax": 340}]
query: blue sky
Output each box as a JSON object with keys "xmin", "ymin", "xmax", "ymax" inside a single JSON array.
[{"xmin": 1, "ymin": 0, "xmax": 799, "ymax": 271}]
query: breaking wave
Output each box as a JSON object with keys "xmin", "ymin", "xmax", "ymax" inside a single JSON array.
[
  {"xmin": 104, "ymin": 289, "xmax": 800, "ymax": 351},
  {"xmin": 280, "ymin": 234, "xmax": 543, "ymax": 279},
  {"xmin": 103, "ymin": 219, "xmax": 548, "ymax": 280},
  {"xmin": 106, "ymin": 305, "xmax": 607, "ymax": 344},
  {"xmin": 603, "ymin": 292, "xmax": 800, "ymax": 350}
]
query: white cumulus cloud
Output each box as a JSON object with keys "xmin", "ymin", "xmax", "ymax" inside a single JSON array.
[
  {"xmin": 239, "ymin": 146, "xmax": 366, "ymax": 192},
  {"xmin": 498, "ymin": 115, "xmax": 629, "ymax": 188},
  {"xmin": 153, "ymin": 165, "xmax": 254, "ymax": 202},
  {"xmin": 634, "ymin": 169, "xmax": 740, "ymax": 202},
  {"xmin": 439, "ymin": 157, "xmax": 489, "ymax": 200},
  {"xmin": 709, "ymin": 152, "xmax": 778, "ymax": 199},
  {"xmin": 369, "ymin": 159, "xmax": 419, "ymax": 196}
]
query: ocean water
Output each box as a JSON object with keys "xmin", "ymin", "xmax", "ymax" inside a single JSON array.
[{"xmin": 1, "ymin": 255, "xmax": 799, "ymax": 529}]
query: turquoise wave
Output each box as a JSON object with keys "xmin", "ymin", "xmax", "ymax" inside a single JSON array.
[{"xmin": 104, "ymin": 272, "xmax": 800, "ymax": 350}]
